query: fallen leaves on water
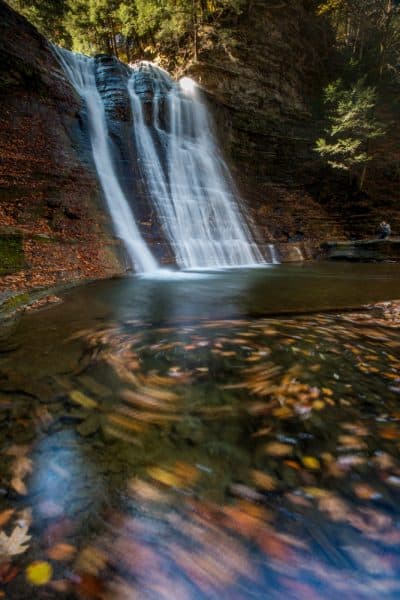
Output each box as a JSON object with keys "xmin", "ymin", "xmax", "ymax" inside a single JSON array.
[
  {"xmin": 75, "ymin": 546, "xmax": 108, "ymax": 576},
  {"xmin": 0, "ymin": 563, "xmax": 19, "ymax": 585},
  {"xmin": 76, "ymin": 573, "xmax": 104, "ymax": 600},
  {"xmin": 10, "ymin": 455, "xmax": 33, "ymax": 496},
  {"xmin": 70, "ymin": 390, "xmax": 98, "ymax": 410},
  {"xmin": 0, "ymin": 524, "xmax": 31, "ymax": 559},
  {"xmin": 147, "ymin": 462, "xmax": 199, "ymax": 489},
  {"xmin": 47, "ymin": 543, "xmax": 76, "ymax": 561},
  {"xmin": 26, "ymin": 561, "xmax": 53, "ymax": 586},
  {"xmin": 353, "ymin": 483, "xmax": 381, "ymax": 501},
  {"xmin": 0, "ymin": 510, "xmax": 14, "ymax": 529},
  {"xmin": 263, "ymin": 442, "xmax": 293, "ymax": 457},
  {"xmin": 302, "ymin": 456, "xmax": 320, "ymax": 470},
  {"xmin": 251, "ymin": 470, "xmax": 277, "ymax": 491},
  {"xmin": 257, "ymin": 529, "xmax": 294, "ymax": 562}
]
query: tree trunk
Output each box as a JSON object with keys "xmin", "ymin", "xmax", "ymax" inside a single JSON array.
[
  {"xmin": 359, "ymin": 163, "xmax": 367, "ymax": 190},
  {"xmin": 192, "ymin": 0, "xmax": 198, "ymax": 61},
  {"xmin": 110, "ymin": 17, "xmax": 119, "ymax": 59}
]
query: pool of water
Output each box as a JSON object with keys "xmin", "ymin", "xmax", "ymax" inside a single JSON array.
[{"xmin": 1, "ymin": 263, "xmax": 400, "ymax": 599}]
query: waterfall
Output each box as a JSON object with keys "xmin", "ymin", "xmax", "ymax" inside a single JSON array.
[
  {"xmin": 268, "ymin": 244, "xmax": 280, "ymax": 264},
  {"xmin": 54, "ymin": 49, "xmax": 268, "ymax": 271},
  {"xmin": 129, "ymin": 62, "xmax": 263, "ymax": 269},
  {"xmin": 53, "ymin": 47, "xmax": 157, "ymax": 273}
]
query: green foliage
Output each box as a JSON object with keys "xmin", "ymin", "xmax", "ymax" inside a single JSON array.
[
  {"xmin": 1, "ymin": 292, "xmax": 30, "ymax": 313},
  {"xmin": 0, "ymin": 233, "xmax": 24, "ymax": 276},
  {"xmin": 7, "ymin": 0, "xmax": 246, "ymax": 61},
  {"xmin": 7, "ymin": 0, "xmax": 71, "ymax": 45},
  {"xmin": 315, "ymin": 78, "xmax": 385, "ymax": 186}
]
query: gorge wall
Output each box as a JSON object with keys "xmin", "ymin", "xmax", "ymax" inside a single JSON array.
[
  {"xmin": 177, "ymin": 0, "xmax": 400, "ymax": 244},
  {"xmin": 0, "ymin": 0, "xmax": 125, "ymax": 298}
]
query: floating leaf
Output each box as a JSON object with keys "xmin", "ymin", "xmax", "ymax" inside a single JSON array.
[
  {"xmin": 26, "ymin": 561, "xmax": 53, "ymax": 586},
  {"xmin": 0, "ymin": 524, "xmax": 31, "ymax": 559},
  {"xmin": 353, "ymin": 483, "xmax": 381, "ymax": 501},
  {"xmin": 47, "ymin": 543, "xmax": 76, "ymax": 561},
  {"xmin": 0, "ymin": 509, "xmax": 14, "ymax": 529},
  {"xmin": 264, "ymin": 442, "xmax": 293, "ymax": 457},
  {"xmin": 312, "ymin": 400, "xmax": 325, "ymax": 411},
  {"xmin": 69, "ymin": 390, "xmax": 98, "ymax": 410},
  {"xmin": 251, "ymin": 470, "xmax": 277, "ymax": 491},
  {"xmin": 147, "ymin": 466, "xmax": 181, "ymax": 488},
  {"xmin": 302, "ymin": 456, "xmax": 320, "ymax": 470}
]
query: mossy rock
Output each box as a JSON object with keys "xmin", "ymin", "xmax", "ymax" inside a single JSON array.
[
  {"xmin": 1, "ymin": 292, "xmax": 30, "ymax": 312},
  {"xmin": 0, "ymin": 232, "xmax": 24, "ymax": 275}
]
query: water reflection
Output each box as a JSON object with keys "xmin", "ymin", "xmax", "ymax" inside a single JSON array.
[{"xmin": 1, "ymin": 266, "xmax": 400, "ymax": 598}]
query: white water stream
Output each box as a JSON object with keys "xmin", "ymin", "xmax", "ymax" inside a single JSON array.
[
  {"xmin": 54, "ymin": 48, "xmax": 157, "ymax": 272},
  {"xmin": 129, "ymin": 62, "xmax": 263, "ymax": 269},
  {"xmin": 55, "ymin": 50, "xmax": 269, "ymax": 271}
]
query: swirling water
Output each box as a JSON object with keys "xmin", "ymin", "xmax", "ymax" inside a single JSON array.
[{"xmin": 2, "ymin": 264, "xmax": 400, "ymax": 598}]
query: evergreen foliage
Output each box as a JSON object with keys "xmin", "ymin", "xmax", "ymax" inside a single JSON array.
[
  {"xmin": 7, "ymin": 0, "xmax": 71, "ymax": 45},
  {"xmin": 7, "ymin": 0, "xmax": 247, "ymax": 60}
]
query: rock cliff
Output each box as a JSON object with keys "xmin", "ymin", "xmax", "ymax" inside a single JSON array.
[
  {"xmin": 0, "ymin": 0, "xmax": 124, "ymax": 297},
  {"xmin": 179, "ymin": 0, "xmax": 400, "ymax": 243}
]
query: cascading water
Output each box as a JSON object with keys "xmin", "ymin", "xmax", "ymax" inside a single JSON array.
[
  {"xmin": 54, "ymin": 48, "xmax": 269, "ymax": 271},
  {"xmin": 129, "ymin": 62, "xmax": 263, "ymax": 269},
  {"xmin": 268, "ymin": 244, "xmax": 280, "ymax": 264},
  {"xmin": 53, "ymin": 47, "xmax": 157, "ymax": 273}
]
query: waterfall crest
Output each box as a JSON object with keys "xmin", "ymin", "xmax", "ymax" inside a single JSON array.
[{"xmin": 54, "ymin": 49, "xmax": 266, "ymax": 271}]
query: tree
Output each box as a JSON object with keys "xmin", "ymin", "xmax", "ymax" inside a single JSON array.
[
  {"xmin": 315, "ymin": 78, "xmax": 385, "ymax": 189},
  {"xmin": 8, "ymin": 0, "xmax": 248, "ymax": 60},
  {"xmin": 316, "ymin": 1, "xmax": 400, "ymax": 80},
  {"xmin": 7, "ymin": 0, "xmax": 71, "ymax": 46}
]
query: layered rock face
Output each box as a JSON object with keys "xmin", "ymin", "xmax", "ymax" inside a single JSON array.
[
  {"xmin": 183, "ymin": 0, "xmax": 400, "ymax": 243},
  {"xmin": 0, "ymin": 0, "xmax": 124, "ymax": 296},
  {"xmin": 181, "ymin": 0, "xmax": 338, "ymax": 244}
]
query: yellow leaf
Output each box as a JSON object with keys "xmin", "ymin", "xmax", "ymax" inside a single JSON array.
[
  {"xmin": 322, "ymin": 387, "xmax": 333, "ymax": 396},
  {"xmin": 303, "ymin": 487, "xmax": 330, "ymax": 498},
  {"xmin": 312, "ymin": 400, "xmax": 325, "ymax": 410},
  {"xmin": 69, "ymin": 390, "xmax": 98, "ymax": 409},
  {"xmin": 302, "ymin": 456, "xmax": 320, "ymax": 470},
  {"xmin": 147, "ymin": 466, "xmax": 181, "ymax": 488},
  {"xmin": 26, "ymin": 561, "xmax": 53, "ymax": 586}
]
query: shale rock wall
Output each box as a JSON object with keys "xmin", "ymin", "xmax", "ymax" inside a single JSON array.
[
  {"xmin": 0, "ymin": 0, "xmax": 124, "ymax": 296},
  {"xmin": 182, "ymin": 0, "xmax": 400, "ymax": 243}
]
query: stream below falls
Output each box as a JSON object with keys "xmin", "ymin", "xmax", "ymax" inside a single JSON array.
[{"xmin": 2, "ymin": 263, "xmax": 400, "ymax": 598}]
